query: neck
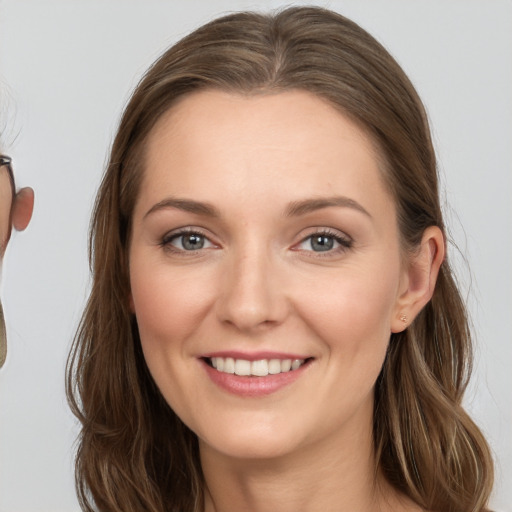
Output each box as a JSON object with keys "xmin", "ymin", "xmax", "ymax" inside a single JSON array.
[{"xmin": 200, "ymin": 405, "xmax": 411, "ymax": 512}]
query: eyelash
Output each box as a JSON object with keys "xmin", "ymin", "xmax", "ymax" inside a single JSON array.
[
  {"xmin": 160, "ymin": 228, "xmax": 213, "ymax": 255},
  {"xmin": 294, "ymin": 229, "xmax": 353, "ymax": 257},
  {"xmin": 160, "ymin": 228, "xmax": 353, "ymax": 257}
]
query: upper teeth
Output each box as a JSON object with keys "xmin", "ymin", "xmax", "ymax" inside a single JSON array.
[{"xmin": 210, "ymin": 357, "xmax": 305, "ymax": 376}]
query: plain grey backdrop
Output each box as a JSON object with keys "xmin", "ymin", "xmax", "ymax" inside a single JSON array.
[{"xmin": 0, "ymin": 1, "xmax": 510, "ymax": 511}]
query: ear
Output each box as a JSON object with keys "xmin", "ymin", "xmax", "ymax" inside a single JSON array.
[
  {"xmin": 12, "ymin": 187, "xmax": 34, "ymax": 231},
  {"xmin": 391, "ymin": 226, "xmax": 445, "ymax": 333}
]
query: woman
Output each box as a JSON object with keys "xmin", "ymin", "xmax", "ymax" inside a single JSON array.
[
  {"xmin": 67, "ymin": 7, "xmax": 494, "ymax": 512},
  {"xmin": 0, "ymin": 154, "xmax": 34, "ymax": 367}
]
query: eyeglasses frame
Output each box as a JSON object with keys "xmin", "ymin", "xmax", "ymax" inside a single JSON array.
[{"xmin": 0, "ymin": 155, "xmax": 15, "ymax": 198}]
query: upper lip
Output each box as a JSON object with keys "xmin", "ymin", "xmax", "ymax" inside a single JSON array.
[{"xmin": 201, "ymin": 351, "xmax": 312, "ymax": 361}]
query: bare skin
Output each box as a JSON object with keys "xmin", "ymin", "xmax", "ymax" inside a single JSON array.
[
  {"xmin": 201, "ymin": 404, "xmax": 423, "ymax": 512},
  {"xmin": 0, "ymin": 169, "xmax": 11, "ymax": 255},
  {"xmin": 0, "ymin": 159, "xmax": 34, "ymax": 367},
  {"xmin": 129, "ymin": 90, "xmax": 443, "ymax": 512},
  {"xmin": 0, "ymin": 165, "xmax": 33, "ymax": 255}
]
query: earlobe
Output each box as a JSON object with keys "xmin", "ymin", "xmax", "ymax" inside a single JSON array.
[
  {"xmin": 12, "ymin": 187, "xmax": 35, "ymax": 231},
  {"xmin": 391, "ymin": 226, "xmax": 445, "ymax": 333}
]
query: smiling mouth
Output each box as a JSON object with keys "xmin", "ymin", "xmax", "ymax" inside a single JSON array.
[{"xmin": 205, "ymin": 357, "xmax": 312, "ymax": 377}]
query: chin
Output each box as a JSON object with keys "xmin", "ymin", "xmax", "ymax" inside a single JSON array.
[
  {"xmin": 201, "ymin": 434, "xmax": 299, "ymax": 461},
  {"xmin": 196, "ymin": 415, "xmax": 308, "ymax": 461}
]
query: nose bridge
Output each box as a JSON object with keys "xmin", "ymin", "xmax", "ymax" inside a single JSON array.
[{"xmin": 217, "ymin": 237, "xmax": 285, "ymax": 331}]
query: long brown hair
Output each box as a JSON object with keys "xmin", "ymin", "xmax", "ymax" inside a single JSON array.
[{"xmin": 67, "ymin": 7, "xmax": 494, "ymax": 512}]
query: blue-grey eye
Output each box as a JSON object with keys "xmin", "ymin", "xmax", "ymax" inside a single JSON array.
[
  {"xmin": 310, "ymin": 235, "xmax": 334, "ymax": 252},
  {"xmin": 169, "ymin": 232, "xmax": 212, "ymax": 251},
  {"xmin": 297, "ymin": 231, "xmax": 351, "ymax": 253},
  {"xmin": 181, "ymin": 233, "xmax": 204, "ymax": 250}
]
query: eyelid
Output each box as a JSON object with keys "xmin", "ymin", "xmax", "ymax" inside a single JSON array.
[
  {"xmin": 292, "ymin": 227, "xmax": 353, "ymax": 254},
  {"xmin": 158, "ymin": 225, "xmax": 352, "ymax": 256},
  {"xmin": 162, "ymin": 227, "xmax": 207, "ymax": 241},
  {"xmin": 296, "ymin": 226, "xmax": 352, "ymax": 243},
  {"xmin": 161, "ymin": 226, "xmax": 219, "ymax": 253}
]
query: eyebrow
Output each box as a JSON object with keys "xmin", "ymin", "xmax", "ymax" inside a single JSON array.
[
  {"xmin": 285, "ymin": 196, "xmax": 372, "ymax": 218},
  {"xmin": 144, "ymin": 198, "xmax": 220, "ymax": 219},
  {"xmin": 144, "ymin": 195, "xmax": 371, "ymax": 220}
]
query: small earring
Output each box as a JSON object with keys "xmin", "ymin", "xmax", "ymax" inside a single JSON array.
[{"xmin": 400, "ymin": 314, "xmax": 407, "ymax": 324}]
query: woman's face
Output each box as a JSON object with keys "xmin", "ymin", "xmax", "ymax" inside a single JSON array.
[{"xmin": 129, "ymin": 90, "xmax": 409, "ymax": 460}]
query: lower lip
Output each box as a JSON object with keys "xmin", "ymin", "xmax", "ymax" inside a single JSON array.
[{"xmin": 201, "ymin": 359, "xmax": 311, "ymax": 397}]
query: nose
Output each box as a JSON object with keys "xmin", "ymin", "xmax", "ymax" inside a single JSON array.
[{"xmin": 216, "ymin": 247, "xmax": 289, "ymax": 332}]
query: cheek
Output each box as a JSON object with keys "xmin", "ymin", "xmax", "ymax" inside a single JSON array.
[
  {"xmin": 0, "ymin": 203, "xmax": 11, "ymax": 250},
  {"xmin": 129, "ymin": 258, "xmax": 217, "ymax": 414},
  {"xmin": 129, "ymin": 258, "xmax": 215, "ymax": 351},
  {"xmin": 292, "ymin": 262, "xmax": 400, "ymax": 357}
]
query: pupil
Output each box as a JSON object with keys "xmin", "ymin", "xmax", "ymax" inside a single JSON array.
[
  {"xmin": 311, "ymin": 235, "xmax": 333, "ymax": 252},
  {"xmin": 183, "ymin": 234, "xmax": 204, "ymax": 250}
]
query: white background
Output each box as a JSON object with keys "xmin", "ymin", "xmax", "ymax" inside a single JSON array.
[{"xmin": 0, "ymin": 1, "xmax": 510, "ymax": 511}]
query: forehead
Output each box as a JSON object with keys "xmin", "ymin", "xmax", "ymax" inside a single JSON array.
[
  {"xmin": 137, "ymin": 89, "xmax": 394, "ymax": 224},
  {"xmin": 150, "ymin": 89, "xmax": 377, "ymax": 153}
]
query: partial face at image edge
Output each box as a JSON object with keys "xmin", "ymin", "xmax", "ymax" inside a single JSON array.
[{"xmin": 0, "ymin": 155, "xmax": 34, "ymax": 368}]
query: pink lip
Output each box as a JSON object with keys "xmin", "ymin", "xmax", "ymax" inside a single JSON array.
[
  {"xmin": 200, "ymin": 358, "xmax": 312, "ymax": 397},
  {"xmin": 201, "ymin": 351, "xmax": 309, "ymax": 361}
]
